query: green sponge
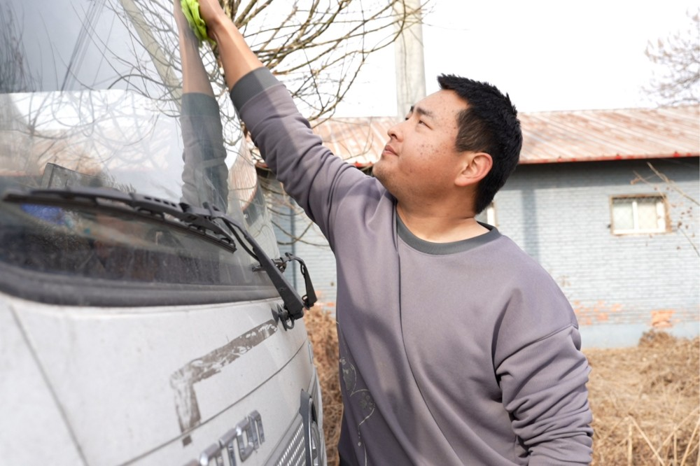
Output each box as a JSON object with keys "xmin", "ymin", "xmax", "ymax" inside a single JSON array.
[{"xmin": 180, "ymin": 0, "xmax": 216, "ymax": 46}]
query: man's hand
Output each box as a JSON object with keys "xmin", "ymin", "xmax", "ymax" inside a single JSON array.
[
  {"xmin": 193, "ymin": 0, "xmax": 228, "ymax": 40},
  {"xmin": 184, "ymin": 0, "xmax": 264, "ymax": 90}
]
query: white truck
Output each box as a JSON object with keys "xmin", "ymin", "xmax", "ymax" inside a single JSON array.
[{"xmin": 0, "ymin": 0, "xmax": 325, "ymax": 464}]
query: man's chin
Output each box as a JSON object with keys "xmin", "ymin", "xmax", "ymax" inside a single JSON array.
[
  {"xmin": 372, "ymin": 162, "xmax": 387, "ymax": 183},
  {"xmin": 372, "ymin": 165, "xmax": 396, "ymax": 194}
]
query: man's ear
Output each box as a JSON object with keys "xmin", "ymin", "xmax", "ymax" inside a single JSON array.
[{"xmin": 455, "ymin": 152, "xmax": 492, "ymax": 187}]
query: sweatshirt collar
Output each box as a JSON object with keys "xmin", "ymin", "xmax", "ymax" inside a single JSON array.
[{"xmin": 396, "ymin": 213, "xmax": 500, "ymax": 255}]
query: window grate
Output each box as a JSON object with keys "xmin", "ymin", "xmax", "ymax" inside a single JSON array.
[{"xmin": 611, "ymin": 195, "xmax": 668, "ymax": 235}]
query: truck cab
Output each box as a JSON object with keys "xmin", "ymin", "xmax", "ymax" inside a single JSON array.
[{"xmin": 0, "ymin": 0, "xmax": 324, "ymax": 464}]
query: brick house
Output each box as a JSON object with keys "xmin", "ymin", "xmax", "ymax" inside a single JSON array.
[{"xmin": 265, "ymin": 105, "xmax": 699, "ymax": 348}]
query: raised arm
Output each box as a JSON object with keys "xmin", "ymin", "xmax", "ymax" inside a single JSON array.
[{"xmin": 191, "ymin": 0, "xmax": 373, "ymax": 243}]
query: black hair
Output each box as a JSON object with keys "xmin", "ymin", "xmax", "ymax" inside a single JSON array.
[{"xmin": 437, "ymin": 74, "xmax": 522, "ymax": 214}]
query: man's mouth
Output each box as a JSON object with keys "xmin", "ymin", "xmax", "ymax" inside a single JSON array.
[{"xmin": 382, "ymin": 145, "xmax": 397, "ymax": 156}]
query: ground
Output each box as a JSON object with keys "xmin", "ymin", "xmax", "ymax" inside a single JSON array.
[
  {"xmin": 586, "ymin": 330, "xmax": 699, "ymax": 465},
  {"xmin": 304, "ymin": 309, "xmax": 700, "ymax": 466}
]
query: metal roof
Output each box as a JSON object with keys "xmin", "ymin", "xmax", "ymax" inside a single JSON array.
[{"xmin": 311, "ymin": 105, "xmax": 700, "ymax": 166}]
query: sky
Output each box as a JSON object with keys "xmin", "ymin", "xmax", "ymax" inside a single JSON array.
[{"xmin": 335, "ymin": 0, "xmax": 698, "ymax": 117}]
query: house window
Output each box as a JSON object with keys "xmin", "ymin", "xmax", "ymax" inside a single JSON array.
[
  {"xmin": 611, "ymin": 195, "xmax": 668, "ymax": 234},
  {"xmin": 476, "ymin": 203, "xmax": 497, "ymax": 226}
]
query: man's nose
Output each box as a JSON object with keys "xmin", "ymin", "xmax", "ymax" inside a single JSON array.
[{"xmin": 387, "ymin": 122, "xmax": 401, "ymax": 140}]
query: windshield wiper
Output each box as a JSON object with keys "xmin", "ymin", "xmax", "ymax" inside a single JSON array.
[{"xmin": 2, "ymin": 186, "xmax": 316, "ymax": 328}]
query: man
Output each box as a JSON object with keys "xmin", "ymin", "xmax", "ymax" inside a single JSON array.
[{"xmin": 195, "ymin": 1, "xmax": 594, "ymax": 464}]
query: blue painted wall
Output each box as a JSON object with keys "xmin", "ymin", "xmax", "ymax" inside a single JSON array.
[{"xmin": 496, "ymin": 158, "xmax": 699, "ymax": 348}]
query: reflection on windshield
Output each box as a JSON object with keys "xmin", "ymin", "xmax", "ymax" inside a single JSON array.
[
  {"xmin": 0, "ymin": 0, "xmax": 279, "ymax": 289},
  {"xmin": 2, "ymin": 90, "xmax": 184, "ymax": 198}
]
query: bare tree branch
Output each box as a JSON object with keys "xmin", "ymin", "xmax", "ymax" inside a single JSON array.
[
  {"xmin": 212, "ymin": 0, "xmax": 426, "ymax": 123},
  {"xmin": 632, "ymin": 163, "xmax": 698, "ymax": 256},
  {"xmin": 645, "ymin": 10, "xmax": 700, "ymax": 106}
]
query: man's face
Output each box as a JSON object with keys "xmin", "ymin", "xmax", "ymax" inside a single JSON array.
[{"xmin": 373, "ymin": 90, "xmax": 467, "ymax": 201}]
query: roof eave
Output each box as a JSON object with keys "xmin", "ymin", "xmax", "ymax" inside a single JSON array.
[{"xmin": 519, "ymin": 151, "xmax": 700, "ymax": 164}]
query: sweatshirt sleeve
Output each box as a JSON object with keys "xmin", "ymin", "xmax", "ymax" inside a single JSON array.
[
  {"xmin": 229, "ymin": 68, "xmax": 369, "ymax": 242},
  {"xmin": 496, "ymin": 324, "xmax": 594, "ymax": 465}
]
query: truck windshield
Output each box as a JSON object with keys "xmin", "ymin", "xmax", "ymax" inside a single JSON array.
[{"xmin": 0, "ymin": 0, "xmax": 279, "ymax": 303}]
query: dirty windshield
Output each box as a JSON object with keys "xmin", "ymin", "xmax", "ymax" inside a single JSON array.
[{"xmin": 0, "ymin": 0, "xmax": 279, "ymax": 301}]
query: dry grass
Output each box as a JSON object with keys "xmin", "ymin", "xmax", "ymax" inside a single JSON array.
[
  {"xmin": 586, "ymin": 330, "xmax": 700, "ymax": 465},
  {"xmin": 304, "ymin": 308, "xmax": 343, "ymax": 466},
  {"xmin": 305, "ymin": 308, "xmax": 700, "ymax": 466}
]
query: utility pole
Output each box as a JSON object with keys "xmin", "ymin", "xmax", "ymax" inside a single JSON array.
[{"xmin": 394, "ymin": 0, "xmax": 426, "ymax": 118}]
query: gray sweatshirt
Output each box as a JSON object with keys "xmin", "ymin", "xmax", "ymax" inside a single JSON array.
[{"xmin": 230, "ymin": 68, "xmax": 593, "ymax": 466}]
